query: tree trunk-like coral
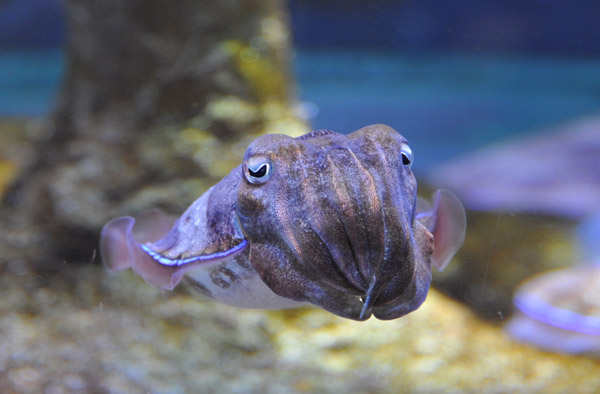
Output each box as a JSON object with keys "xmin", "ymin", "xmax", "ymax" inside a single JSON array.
[{"xmin": 1, "ymin": 0, "xmax": 306, "ymax": 271}]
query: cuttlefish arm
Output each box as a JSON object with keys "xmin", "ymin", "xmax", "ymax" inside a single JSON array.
[
  {"xmin": 100, "ymin": 169, "xmax": 247, "ymax": 290},
  {"xmin": 416, "ymin": 189, "xmax": 466, "ymax": 271}
]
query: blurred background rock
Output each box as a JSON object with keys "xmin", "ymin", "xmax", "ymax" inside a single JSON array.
[{"xmin": 0, "ymin": 0, "xmax": 306, "ymax": 271}]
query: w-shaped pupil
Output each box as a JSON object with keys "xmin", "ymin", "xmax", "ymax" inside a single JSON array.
[
  {"xmin": 402, "ymin": 153, "xmax": 411, "ymax": 165},
  {"xmin": 249, "ymin": 164, "xmax": 268, "ymax": 178}
]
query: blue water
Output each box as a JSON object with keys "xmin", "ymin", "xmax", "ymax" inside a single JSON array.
[
  {"xmin": 294, "ymin": 49, "xmax": 600, "ymax": 171},
  {"xmin": 0, "ymin": 49, "xmax": 64, "ymax": 116},
  {"xmin": 2, "ymin": 48, "xmax": 600, "ymax": 172}
]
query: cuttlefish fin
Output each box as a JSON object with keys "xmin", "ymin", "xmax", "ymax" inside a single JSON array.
[
  {"xmin": 100, "ymin": 170, "xmax": 248, "ymax": 290},
  {"xmin": 416, "ymin": 190, "xmax": 466, "ymax": 271},
  {"xmin": 100, "ymin": 209, "xmax": 188, "ymax": 290}
]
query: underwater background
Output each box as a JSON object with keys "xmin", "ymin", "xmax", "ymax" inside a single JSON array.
[{"xmin": 1, "ymin": 0, "xmax": 600, "ymax": 392}]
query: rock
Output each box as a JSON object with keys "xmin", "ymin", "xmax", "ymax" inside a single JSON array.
[
  {"xmin": 428, "ymin": 115, "xmax": 600, "ymax": 219},
  {"xmin": 1, "ymin": 263, "xmax": 599, "ymax": 393}
]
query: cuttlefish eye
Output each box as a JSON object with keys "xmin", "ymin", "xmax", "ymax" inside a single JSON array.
[
  {"xmin": 244, "ymin": 156, "xmax": 272, "ymax": 184},
  {"xmin": 400, "ymin": 143, "xmax": 413, "ymax": 168}
]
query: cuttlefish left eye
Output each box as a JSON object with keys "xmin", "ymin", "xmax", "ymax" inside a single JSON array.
[
  {"xmin": 244, "ymin": 156, "xmax": 272, "ymax": 184},
  {"xmin": 400, "ymin": 143, "xmax": 413, "ymax": 169}
]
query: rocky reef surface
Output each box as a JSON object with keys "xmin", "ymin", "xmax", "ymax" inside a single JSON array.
[{"xmin": 1, "ymin": 261, "xmax": 600, "ymax": 394}]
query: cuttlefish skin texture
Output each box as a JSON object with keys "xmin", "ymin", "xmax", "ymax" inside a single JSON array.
[{"xmin": 101, "ymin": 124, "xmax": 466, "ymax": 321}]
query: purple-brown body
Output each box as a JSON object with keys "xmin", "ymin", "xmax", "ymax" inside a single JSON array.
[{"xmin": 100, "ymin": 125, "xmax": 466, "ymax": 320}]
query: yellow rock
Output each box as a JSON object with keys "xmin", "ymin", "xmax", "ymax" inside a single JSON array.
[
  {"xmin": 264, "ymin": 289, "xmax": 600, "ymax": 393},
  {"xmin": 0, "ymin": 159, "xmax": 17, "ymax": 197}
]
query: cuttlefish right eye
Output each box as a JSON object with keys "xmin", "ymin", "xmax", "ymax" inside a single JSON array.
[
  {"xmin": 243, "ymin": 155, "xmax": 273, "ymax": 185},
  {"xmin": 400, "ymin": 142, "xmax": 413, "ymax": 169}
]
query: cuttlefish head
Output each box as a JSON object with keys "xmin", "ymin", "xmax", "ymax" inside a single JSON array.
[{"xmin": 236, "ymin": 124, "xmax": 466, "ymax": 320}]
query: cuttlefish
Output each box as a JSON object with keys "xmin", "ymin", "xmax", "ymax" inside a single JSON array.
[
  {"xmin": 507, "ymin": 267, "xmax": 600, "ymax": 355},
  {"xmin": 100, "ymin": 124, "xmax": 466, "ymax": 320}
]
